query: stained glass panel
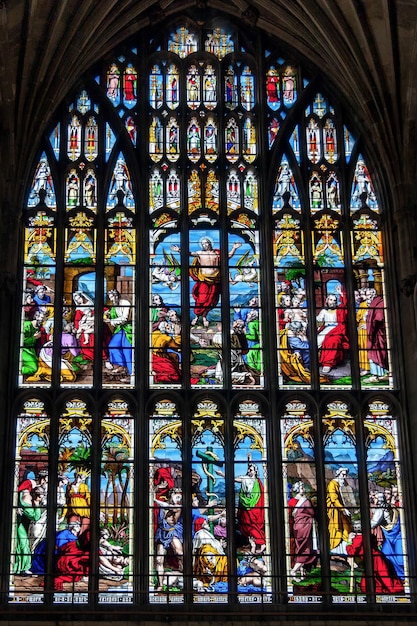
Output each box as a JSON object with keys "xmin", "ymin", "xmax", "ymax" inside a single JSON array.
[
  {"xmin": 150, "ymin": 233, "xmax": 182, "ymax": 387},
  {"xmin": 192, "ymin": 402, "xmax": 227, "ymax": 601},
  {"xmin": 9, "ymin": 400, "xmax": 49, "ymax": 603},
  {"xmin": 19, "ymin": 212, "xmax": 56, "ymax": 387},
  {"xmin": 281, "ymin": 400, "xmax": 321, "ymax": 601},
  {"xmin": 27, "ymin": 154, "xmax": 56, "ymax": 208},
  {"xmin": 149, "ymin": 400, "xmax": 183, "ymax": 602},
  {"xmin": 234, "ymin": 401, "xmax": 271, "ymax": 603},
  {"xmin": 364, "ymin": 400, "xmax": 408, "ymax": 600},
  {"xmin": 54, "ymin": 399, "xmax": 92, "ymax": 603},
  {"xmin": 99, "ymin": 399, "xmax": 134, "ymax": 602}
]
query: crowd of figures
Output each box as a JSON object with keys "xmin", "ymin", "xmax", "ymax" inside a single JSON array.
[
  {"xmin": 286, "ymin": 469, "xmax": 405, "ymax": 595},
  {"xmin": 14, "ymin": 469, "xmax": 129, "ymax": 591},
  {"xmin": 150, "ymin": 455, "xmax": 268, "ymax": 596},
  {"xmin": 277, "ymin": 279, "xmax": 389, "ymax": 385},
  {"xmin": 21, "ymin": 273, "xmax": 133, "ymax": 385},
  {"xmin": 151, "ymin": 235, "xmax": 262, "ymax": 387},
  {"xmin": 13, "ymin": 466, "xmax": 404, "ymax": 597}
]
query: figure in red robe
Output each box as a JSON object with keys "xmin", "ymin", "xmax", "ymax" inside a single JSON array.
[
  {"xmin": 288, "ymin": 481, "xmax": 317, "ymax": 580},
  {"xmin": 235, "ymin": 460, "xmax": 266, "ymax": 553},
  {"xmin": 366, "ymin": 288, "xmax": 389, "ymax": 381},
  {"xmin": 316, "ymin": 287, "xmax": 349, "ymax": 373},
  {"xmin": 346, "ymin": 532, "xmax": 404, "ymax": 594},
  {"xmin": 54, "ymin": 529, "xmax": 90, "ymax": 591}
]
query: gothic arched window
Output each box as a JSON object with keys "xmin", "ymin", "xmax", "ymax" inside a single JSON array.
[{"xmin": 11, "ymin": 14, "xmax": 409, "ymax": 610}]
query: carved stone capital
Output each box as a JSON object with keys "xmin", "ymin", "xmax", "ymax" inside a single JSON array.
[
  {"xmin": 393, "ymin": 206, "xmax": 417, "ymax": 228},
  {"xmin": 242, "ymin": 5, "xmax": 259, "ymax": 27},
  {"xmin": 0, "ymin": 271, "xmax": 17, "ymax": 296},
  {"xmin": 400, "ymin": 274, "xmax": 417, "ymax": 297}
]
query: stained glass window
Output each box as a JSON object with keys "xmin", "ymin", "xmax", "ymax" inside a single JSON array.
[{"xmin": 12, "ymin": 13, "xmax": 408, "ymax": 611}]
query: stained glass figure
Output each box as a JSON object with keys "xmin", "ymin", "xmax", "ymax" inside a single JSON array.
[
  {"xmin": 166, "ymin": 64, "xmax": 180, "ymax": 109},
  {"xmin": 282, "ymin": 66, "xmax": 297, "ymax": 106},
  {"xmin": 167, "ymin": 117, "xmax": 180, "ymax": 162},
  {"xmin": 225, "ymin": 118, "xmax": 239, "ymax": 163},
  {"xmin": 266, "ymin": 67, "xmax": 280, "ymax": 109},
  {"xmin": 323, "ymin": 118, "xmax": 338, "ymax": 163},
  {"xmin": 107, "ymin": 63, "xmax": 121, "ymax": 104},
  {"xmin": 150, "ymin": 64, "xmax": 163, "ymax": 109},
  {"xmin": 204, "ymin": 118, "xmax": 217, "ymax": 162},
  {"xmin": 358, "ymin": 286, "xmax": 391, "ymax": 387},
  {"xmin": 106, "ymin": 155, "xmax": 135, "ymax": 210},
  {"xmin": 268, "ymin": 117, "xmax": 280, "ymax": 148},
  {"xmin": 315, "ymin": 270, "xmax": 351, "ymax": 384},
  {"xmin": 125, "ymin": 115, "xmax": 137, "ymax": 145},
  {"xmin": 309, "ymin": 172, "xmax": 323, "ymax": 211},
  {"xmin": 225, "ymin": 66, "xmax": 238, "ymax": 109},
  {"xmin": 123, "ymin": 63, "xmax": 137, "ymax": 106},
  {"xmin": 203, "ymin": 64, "xmax": 217, "ymax": 109},
  {"xmin": 186, "ymin": 65, "xmax": 200, "ymax": 109},
  {"xmin": 85, "ymin": 116, "xmax": 98, "ymax": 161},
  {"xmin": 326, "ymin": 171, "xmax": 341, "ymax": 211},
  {"xmin": 28, "ymin": 154, "xmax": 56, "ymax": 208},
  {"xmin": 62, "ymin": 285, "xmax": 95, "ymax": 386},
  {"xmin": 149, "ymin": 401, "xmax": 183, "ymax": 600},
  {"xmin": 306, "ymin": 117, "xmax": 321, "ymax": 163},
  {"xmin": 149, "ymin": 117, "xmax": 163, "ymax": 162},
  {"xmin": 68, "ymin": 114, "xmax": 82, "ymax": 161},
  {"xmin": 344, "ymin": 125, "xmax": 355, "ymax": 161},
  {"xmin": 84, "ymin": 168, "xmax": 97, "ymax": 210},
  {"xmin": 272, "ymin": 159, "xmax": 300, "ymax": 211},
  {"xmin": 186, "ymin": 230, "xmax": 241, "ymax": 387},
  {"xmin": 187, "ymin": 118, "xmax": 201, "ymax": 162},
  {"xmin": 66, "ymin": 169, "xmax": 80, "ymax": 209},
  {"xmin": 351, "ymin": 156, "xmax": 378, "ymax": 211}
]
